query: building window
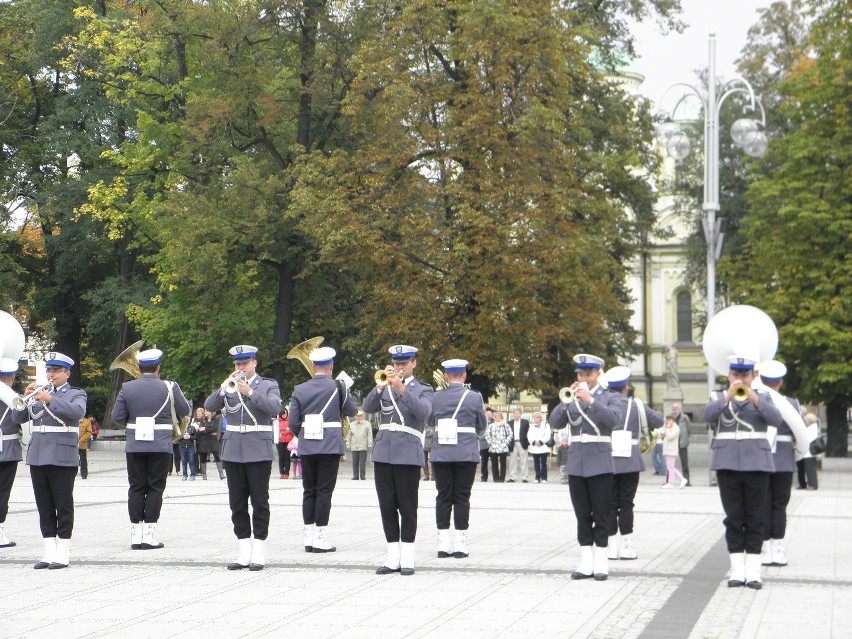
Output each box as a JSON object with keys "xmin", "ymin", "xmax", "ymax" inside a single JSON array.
[{"xmin": 676, "ymin": 290, "xmax": 692, "ymax": 343}]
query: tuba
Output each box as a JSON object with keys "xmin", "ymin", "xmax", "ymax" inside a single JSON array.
[
  {"xmin": 109, "ymin": 340, "xmax": 145, "ymax": 379},
  {"xmin": 287, "ymin": 337, "xmax": 351, "ymax": 432},
  {"xmin": 0, "ymin": 311, "xmax": 26, "ymax": 410},
  {"xmin": 432, "ymin": 369, "xmax": 448, "ymax": 391}
]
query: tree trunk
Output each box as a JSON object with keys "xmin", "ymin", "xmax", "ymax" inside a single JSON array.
[
  {"xmin": 826, "ymin": 398, "xmax": 848, "ymax": 457},
  {"xmin": 269, "ymin": 262, "xmax": 295, "ymax": 388}
]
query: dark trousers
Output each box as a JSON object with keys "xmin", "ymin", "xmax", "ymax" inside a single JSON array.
[
  {"xmin": 568, "ymin": 473, "xmax": 613, "ymax": 547},
  {"xmin": 172, "ymin": 444, "xmax": 181, "ymax": 473},
  {"xmin": 374, "ymin": 462, "xmax": 420, "ymax": 543},
  {"xmin": 351, "ymin": 450, "xmax": 368, "ymax": 479},
  {"xmin": 199, "ymin": 450, "xmax": 221, "ymax": 463},
  {"xmin": 276, "ymin": 443, "xmax": 291, "ymax": 476},
  {"xmin": 0, "ymin": 461, "xmax": 17, "ymax": 522},
  {"xmin": 224, "ymin": 461, "xmax": 272, "ymax": 540},
  {"xmin": 480, "ymin": 449, "xmax": 489, "ymax": 481},
  {"xmin": 300, "ymin": 454, "xmax": 339, "ymax": 527},
  {"xmin": 78, "ymin": 449, "xmax": 88, "ymax": 479},
  {"xmin": 30, "ymin": 465, "xmax": 76, "ymax": 539},
  {"xmin": 179, "ymin": 445, "xmax": 197, "ymax": 477},
  {"xmin": 532, "ymin": 453, "xmax": 548, "ymax": 481},
  {"xmin": 489, "ymin": 453, "xmax": 507, "ymax": 482},
  {"xmin": 796, "ymin": 458, "xmax": 818, "ymax": 489},
  {"xmin": 679, "ymin": 447, "xmax": 690, "ymax": 483},
  {"xmin": 608, "ymin": 472, "xmax": 640, "ymax": 535},
  {"xmin": 764, "ymin": 472, "xmax": 793, "ymax": 539},
  {"xmin": 432, "ymin": 462, "xmax": 477, "ymax": 530},
  {"xmin": 717, "ymin": 470, "xmax": 769, "ymax": 553},
  {"xmin": 126, "ymin": 452, "xmax": 172, "ymax": 523}
]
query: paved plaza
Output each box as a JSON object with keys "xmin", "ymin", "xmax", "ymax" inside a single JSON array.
[{"xmin": 0, "ymin": 440, "xmax": 849, "ymax": 639}]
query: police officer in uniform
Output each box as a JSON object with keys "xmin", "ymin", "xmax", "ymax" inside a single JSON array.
[
  {"xmin": 549, "ymin": 354, "xmax": 619, "ymax": 581},
  {"xmin": 288, "ymin": 346, "xmax": 357, "ymax": 554},
  {"xmin": 703, "ymin": 355, "xmax": 782, "ymax": 590},
  {"xmin": 429, "ymin": 359, "xmax": 487, "ymax": 559},
  {"xmin": 0, "ymin": 358, "xmax": 23, "ymax": 548},
  {"xmin": 205, "ymin": 345, "xmax": 281, "ymax": 571},
  {"xmin": 12, "ymin": 352, "xmax": 86, "ymax": 569},
  {"xmin": 363, "ymin": 345, "xmax": 434, "ymax": 576},
  {"xmin": 604, "ymin": 366, "xmax": 663, "ymax": 561},
  {"xmin": 111, "ymin": 348, "xmax": 191, "ymax": 550},
  {"xmin": 757, "ymin": 360, "xmax": 800, "ymax": 567}
]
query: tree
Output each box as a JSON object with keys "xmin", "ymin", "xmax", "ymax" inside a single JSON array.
[
  {"xmin": 722, "ymin": 0, "xmax": 851, "ymax": 455},
  {"xmin": 291, "ymin": 0, "xmax": 679, "ymax": 400}
]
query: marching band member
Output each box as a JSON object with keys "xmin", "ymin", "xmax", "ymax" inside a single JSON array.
[
  {"xmin": 604, "ymin": 366, "xmax": 663, "ymax": 561},
  {"xmin": 288, "ymin": 346, "xmax": 357, "ymax": 554},
  {"xmin": 703, "ymin": 355, "xmax": 781, "ymax": 590},
  {"xmin": 0, "ymin": 358, "xmax": 23, "ymax": 548},
  {"xmin": 429, "ymin": 359, "xmax": 487, "ymax": 559},
  {"xmin": 757, "ymin": 360, "xmax": 799, "ymax": 567},
  {"xmin": 205, "ymin": 345, "xmax": 281, "ymax": 571},
  {"xmin": 111, "ymin": 348, "xmax": 191, "ymax": 550},
  {"xmin": 363, "ymin": 345, "xmax": 433, "ymax": 576},
  {"xmin": 11, "ymin": 352, "xmax": 86, "ymax": 569},
  {"xmin": 549, "ymin": 354, "xmax": 619, "ymax": 581}
]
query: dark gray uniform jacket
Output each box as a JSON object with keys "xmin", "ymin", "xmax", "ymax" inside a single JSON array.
[
  {"xmin": 204, "ymin": 375, "xmax": 281, "ymax": 463},
  {"xmin": 548, "ymin": 385, "xmax": 619, "ymax": 477},
  {"xmin": 112, "ymin": 374, "xmax": 191, "ymax": 454},
  {"xmin": 363, "ymin": 377, "xmax": 433, "ymax": 467},
  {"xmin": 429, "ymin": 383, "xmax": 487, "ymax": 464},
  {"xmin": 12, "ymin": 383, "xmax": 87, "ymax": 467},
  {"xmin": 704, "ymin": 390, "xmax": 782, "ymax": 472},
  {"xmin": 0, "ymin": 403, "xmax": 22, "ymax": 463},
  {"xmin": 289, "ymin": 374, "xmax": 358, "ymax": 456}
]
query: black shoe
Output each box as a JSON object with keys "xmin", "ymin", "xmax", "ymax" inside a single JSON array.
[
  {"xmin": 522, "ymin": 479, "xmax": 528, "ymax": 483},
  {"xmin": 571, "ymin": 571, "xmax": 593, "ymax": 580},
  {"xmin": 0, "ymin": 541, "xmax": 16, "ymax": 548},
  {"xmin": 352, "ymin": 477, "xmax": 359, "ymax": 480},
  {"xmin": 507, "ymin": 479, "xmax": 515, "ymax": 483},
  {"xmin": 593, "ymin": 573, "xmax": 608, "ymax": 581},
  {"xmin": 481, "ymin": 477, "xmax": 487, "ymax": 482},
  {"xmin": 130, "ymin": 543, "xmax": 141, "ymax": 550},
  {"xmin": 311, "ymin": 546, "xmax": 336, "ymax": 553},
  {"xmin": 400, "ymin": 567, "xmax": 415, "ymax": 576},
  {"xmin": 727, "ymin": 578, "xmax": 745, "ymax": 588},
  {"xmin": 248, "ymin": 563, "xmax": 264, "ymax": 571},
  {"xmin": 48, "ymin": 562, "xmax": 68, "ymax": 570},
  {"xmin": 227, "ymin": 562, "xmax": 248, "ymax": 570},
  {"xmin": 140, "ymin": 542, "xmax": 164, "ymax": 550},
  {"xmin": 453, "ymin": 551, "xmax": 468, "ymax": 559},
  {"xmin": 745, "ymin": 580, "xmax": 762, "ymax": 590},
  {"xmin": 376, "ymin": 565, "xmax": 401, "ymax": 575},
  {"xmin": 33, "ymin": 561, "xmax": 50, "ymax": 570},
  {"xmin": 304, "ymin": 546, "xmax": 313, "ymax": 553},
  {"xmin": 437, "ymin": 551, "xmax": 452, "ymax": 558}
]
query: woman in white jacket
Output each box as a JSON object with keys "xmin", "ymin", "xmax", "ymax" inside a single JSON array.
[
  {"xmin": 662, "ymin": 415, "xmax": 687, "ymax": 489},
  {"xmin": 527, "ymin": 412, "xmax": 552, "ymax": 483}
]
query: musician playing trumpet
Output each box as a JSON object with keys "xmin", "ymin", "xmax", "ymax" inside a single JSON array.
[
  {"xmin": 549, "ymin": 354, "xmax": 620, "ymax": 581},
  {"xmin": 703, "ymin": 355, "xmax": 782, "ymax": 590}
]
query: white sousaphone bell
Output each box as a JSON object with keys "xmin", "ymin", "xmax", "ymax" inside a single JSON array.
[
  {"xmin": 702, "ymin": 305, "xmax": 812, "ymax": 455},
  {"xmin": 0, "ymin": 311, "xmax": 26, "ymax": 410}
]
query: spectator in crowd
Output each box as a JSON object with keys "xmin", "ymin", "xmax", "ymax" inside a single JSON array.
[
  {"xmin": 178, "ymin": 421, "xmax": 199, "ymax": 480},
  {"xmin": 277, "ymin": 408, "xmax": 293, "ymax": 479},
  {"xmin": 485, "ymin": 412, "xmax": 512, "ymax": 482},
  {"xmin": 527, "ymin": 412, "xmax": 552, "ymax": 483},
  {"xmin": 796, "ymin": 413, "xmax": 819, "ymax": 490},
  {"xmin": 90, "ymin": 416, "xmax": 99, "ymax": 441},
  {"xmin": 672, "ymin": 402, "xmax": 691, "ymax": 486},
  {"xmin": 197, "ymin": 409, "xmax": 224, "ymax": 480},
  {"xmin": 78, "ymin": 417, "xmax": 92, "ymax": 479},
  {"xmin": 651, "ymin": 423, "xmax": 666, "ymax": 476},
  {"xmin": 478, "ymin": 409, "xmax": 491, "ymax": 482},
  {"xmin": 347, "ymin": 410, "xmax": 373, "ymax": 480},
  {"xmin": 423, "ymin": 423, "xmax": 434, "ymax": 481},
  {"xmin": 288, "ymin": 437, "xmax": 302, "ymax": 479},
  {"xmin": 507, "ymin": 408, "xmax": 530, "ymax": 483},
  {"xmin": 555, "ymin": 425, "xmax": 570, "ymax": 484},
  {"xmin": 662, "ymin": 415, "xmax": 687, "ymax": 489}
]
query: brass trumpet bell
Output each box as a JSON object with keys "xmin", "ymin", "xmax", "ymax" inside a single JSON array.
[
  {"xmin": 374, "ymin": 369, "xmax": 391, "ymax": 387},
  {"xmin": 559, "ymin": 386, "xmax": 575, "ymax": 403},
  {"xmin": 731, "ymin": 383, "xmax": 751, "ymax": 402}
]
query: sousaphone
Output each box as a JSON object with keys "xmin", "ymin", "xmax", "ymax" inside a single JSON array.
[
  {"xmin": 0, "ymin": 311, "xmax": 25, "ymax": 410},
  {"xmin": 287, "ymin": 336, "xmax": 352, "ymax": 432}
]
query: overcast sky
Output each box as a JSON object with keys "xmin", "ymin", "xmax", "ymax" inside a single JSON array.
[{"xmin": 630, "ymin": 0, "xmax": 776, "ymax": 109}]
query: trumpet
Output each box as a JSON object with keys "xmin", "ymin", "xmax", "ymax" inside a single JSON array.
[
  {"xmin": 221, "ymin": 371, "xmax": 246, "ymax": 394},
  {"xmin": 559, "ymin": 386, "xmax": 575, "ymax": 403},
  {"xmin": 730, "ymin": 383, "xmax": 751, "ymax": 402},
  {"xmin": 374, "ymin": 368, "xmax": 398, "ymax": 387},
  {"xmin": 13, "ymin": 384, "xmax": 54, "ymax": 410}
]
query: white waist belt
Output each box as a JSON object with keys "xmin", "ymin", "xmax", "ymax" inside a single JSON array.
[
  {"xmin": 31, "ymin": 426, "xmax": 75, "ymax": 434},
  {"xmin": 776, "ymin": 435, "xmax": 793, "ymax": 442},
  {"xmin": 322, "ymin": 422, "xmax": 342, "ymax": 429},
  {"xmin": 1, "ymin": 434, "xmax": 20, "ymax": 441},
  {"xmin": 454, "ymin": 427, "xmax": 477, "ymax": 434},
  {"xmin": 715, "ymin": 431, "xmax": 766, "ymax": 440},
  {"xmin": 227, "ymin": 424, "xmax": 273, "ymax": 434},
  {"xmin": 126, "ymin": 423, "xmax": 173, "ymax": 430},
  {"xmin": 573, "ymin": 434, "xmax": 611, "ymax": 444},
  {"xmin": 380, "ymin": 423, "xmax": 425, "ymax": 444}
]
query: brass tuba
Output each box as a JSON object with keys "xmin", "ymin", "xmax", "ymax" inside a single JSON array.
[
  {"xmin": 287, "ymin": 336, "xmax": 351, "ymax": 432},
  {"xmin": 109, "ymin": 340, "xmax": 145, "ymax": 379},
  {"xmin": 432, "ymin": 369, "xmax": 448, "ymax": 391}
]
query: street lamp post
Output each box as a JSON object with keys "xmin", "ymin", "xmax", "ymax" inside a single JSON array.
[{"xmin": 655, "ymin": 34, "xmax": 768, "ymax": 395}]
